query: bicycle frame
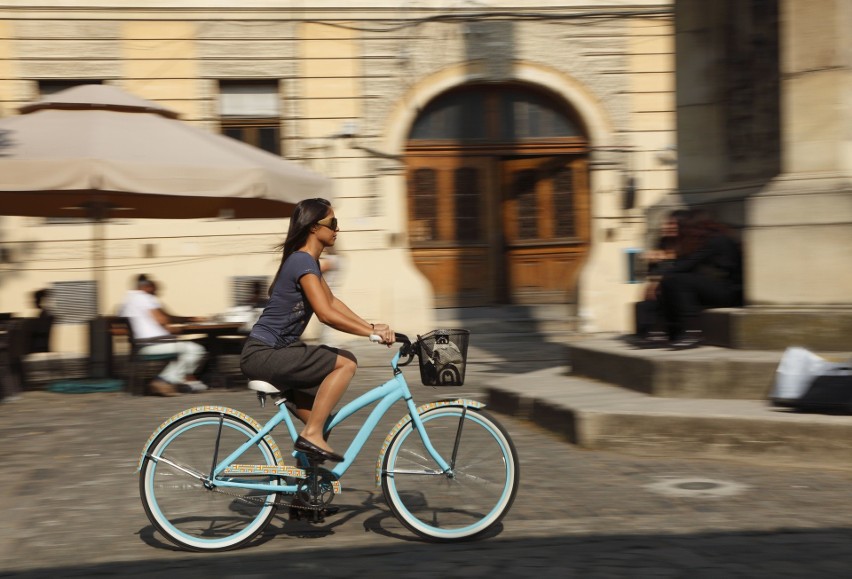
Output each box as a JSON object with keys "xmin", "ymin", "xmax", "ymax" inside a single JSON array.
[{"xmin": 198, "ymin": 349, "xmax": 454, "ymax": 496}]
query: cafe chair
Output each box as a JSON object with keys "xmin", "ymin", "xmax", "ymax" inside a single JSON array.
[
  {"xmin": 7, "ymin": 316, "xmax": 81, "ymax": 389},
  {"xmin": 109, "ymin": 317, "xmax": 179, "ymax": 396}
]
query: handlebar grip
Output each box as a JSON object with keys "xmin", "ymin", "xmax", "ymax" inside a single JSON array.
[{"xmin": 370, "ymin": 332, "xmax": 411, "ymax": 345}]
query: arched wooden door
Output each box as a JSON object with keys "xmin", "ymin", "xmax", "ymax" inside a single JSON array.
[{"xmin": 406, "ymin": 84, "xmax": 590, "ymax": 307}]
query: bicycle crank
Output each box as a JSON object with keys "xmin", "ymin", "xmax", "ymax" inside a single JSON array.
[{"xmin": 295, "ymin": 467, "xmax": 337, "ymax": 510}]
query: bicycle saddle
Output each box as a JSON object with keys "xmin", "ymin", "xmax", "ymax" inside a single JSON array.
[
  {"xmin": 248, "ymin": 380, "xmax": 283, "ymax": 408},
  {"xmin": 248, "ymin": 380, "xmax": 281, "ymax": 394}
]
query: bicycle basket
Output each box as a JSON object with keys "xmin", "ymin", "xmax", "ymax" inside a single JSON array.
[{"xmin": 417, "ymin": 329, "xmax": 470, "ymax": 386}]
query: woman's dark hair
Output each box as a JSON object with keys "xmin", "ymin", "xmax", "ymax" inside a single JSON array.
[
  {"xmin": 268, "ymin": 198, "xmax": 332, "ymax": 296},
  {"xmin": 279, "ymin": 198, "xmax": 332, "ymax": 259},
  {"xmin": 677, "ymin": 209, "xmax": 729, "ymax": 256},
  {"xmin": 34, "ymin": 288, "xmax": 49, "ymax": 309}
]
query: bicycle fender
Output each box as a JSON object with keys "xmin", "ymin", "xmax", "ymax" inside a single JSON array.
[
  {"xmin": 137, "ymin": 405, "xmax": 284, "ymax": 472},
  {"xmin": 374, "ymin": 398, "xmax": 485, "ymax": 487}
]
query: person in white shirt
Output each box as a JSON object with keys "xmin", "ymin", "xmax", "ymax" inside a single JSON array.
[{"xmin": 119, "ymin": 274, "xmax": 208, "ymax": 396}]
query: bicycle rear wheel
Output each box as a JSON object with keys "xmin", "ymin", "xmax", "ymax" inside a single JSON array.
[
  {"xmin": 139, "ymin": 412, "xmax": 282, "ymax": 552},
  {"xmin": 381, "ymin": 406, "xmax": 519, "ymax": 541}
]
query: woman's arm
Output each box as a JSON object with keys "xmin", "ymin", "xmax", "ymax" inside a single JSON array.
[{"xmin": 301, "ymin": 273, "xmax": 393, "ymax": 342}]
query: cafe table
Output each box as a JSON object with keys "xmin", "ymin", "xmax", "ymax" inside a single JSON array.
[{"xmin": 171, "ymin": 321, "xmax": 246, "ymax": 388}]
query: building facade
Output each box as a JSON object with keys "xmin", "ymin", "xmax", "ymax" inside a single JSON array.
[
  {"xmin": 673, "ymin": 0, "xmax": 851, "ymax": 311},
  {"xmin": 0, "ymin": 1, "xmax": 675, "ymax": 351}
]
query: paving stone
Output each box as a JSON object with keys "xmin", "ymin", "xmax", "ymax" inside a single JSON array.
[{"xmin": 4, "ymin": 334, "xmax": 852, "ymax": 577}]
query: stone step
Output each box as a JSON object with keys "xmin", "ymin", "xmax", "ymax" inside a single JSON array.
[
  {"xmin": 700, "ymin": 307, "xmax": 852, "ymax": 351},
  {"xmin": 435, "ymin": 305, "xmax": 578, "ymax": 338},
  {"xmin": 485, "ymin": 367, "xmax": 852, "ymax": 471},
  {"xmin": 569, "ymin": 336, "xmax": 785, "ymax": 399}
]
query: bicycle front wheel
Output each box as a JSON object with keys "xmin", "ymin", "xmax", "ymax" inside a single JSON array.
[
  {"xmin": 139, "ymin": 412, "xmax": 282, "ymax": 552},
  {"xmin": 381, "ymin": 406, "xmax": 519, "ymax": 541}
]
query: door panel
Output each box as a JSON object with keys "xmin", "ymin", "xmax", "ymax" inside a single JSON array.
[
  {"xmin": 501, "ymin": 157, "xmax": 589, "ymax": 304},
  {"xmin": 407, "ymin": 156, "xmax": 495, "ymax": 307},
  {"xmin": 406, "ymin": 153, "xmax": 589, "ymax": 306}
]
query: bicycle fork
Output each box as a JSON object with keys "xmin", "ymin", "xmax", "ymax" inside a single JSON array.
[
  {"xmin": 204, "ymin": 412, "xmax": 227, "ymax": 490},
  {"xmin": 404, "ymin": 399, "xmax": 458, "ymax": 477}
]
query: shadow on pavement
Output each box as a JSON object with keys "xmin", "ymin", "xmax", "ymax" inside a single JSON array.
[
  {"xmin": 137, "ymin": 489, "xmax": 505, "ymax": 552},
  {"xmin": 454, "ymin": 304, "xmax": 573, "ymax": 376},
  {"xmin": 12, "ymin": 527, "xmax": 852, "ymax": 577}
]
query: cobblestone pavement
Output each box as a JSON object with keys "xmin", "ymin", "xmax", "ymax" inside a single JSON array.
[{"xmin": 3, "ymin": 336, "xmax": 852, "ymax": 577}]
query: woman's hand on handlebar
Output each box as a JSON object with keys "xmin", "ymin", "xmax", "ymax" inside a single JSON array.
[{"xmin": 370, "ymin": 323, "xmax": 395, "ymax": 347}]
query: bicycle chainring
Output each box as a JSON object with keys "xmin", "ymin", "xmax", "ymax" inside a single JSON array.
[{"xmin": 295, "ymin": 467, "xmax": 337, "ymax": 509}]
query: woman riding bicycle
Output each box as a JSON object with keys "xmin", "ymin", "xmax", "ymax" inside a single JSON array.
[{"xmin": 240, "ymin": 198, "xmax": 394, "ymax": 463}]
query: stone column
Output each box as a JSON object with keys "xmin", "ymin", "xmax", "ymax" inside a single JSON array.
[{"xmin": 745, "ymin": 0, "xmax": 852, "ymax": 306}]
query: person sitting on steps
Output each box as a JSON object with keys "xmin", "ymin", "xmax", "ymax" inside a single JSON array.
[
  {"xmin": 658, "ymin": 209, "xmax": 743, "ymax": 350},
  {"xmin": 632, "ymin": 209, "xmax": 689, "ymax": 348}
]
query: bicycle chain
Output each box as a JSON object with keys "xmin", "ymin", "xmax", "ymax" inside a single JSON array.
[
  {"xmin": 208, "ymin": 470, "xmax": 336, "ymax": 512},
  {"xmin": 210, "ymin": 486, "xmax": 314, "ymax": 510}
]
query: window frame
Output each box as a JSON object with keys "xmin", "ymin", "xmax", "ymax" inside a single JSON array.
[{"xmin": 218, "ymin": 80, "xmax": 283, "ymax": 156}]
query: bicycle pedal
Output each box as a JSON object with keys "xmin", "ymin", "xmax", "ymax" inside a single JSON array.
[
  {"xmin": 289, "ymin": 506, "xmax": 338, "ymax": 522},
  {"xmin": 289, "ymin": 507, "xmax": 322, "ymax": 522}
]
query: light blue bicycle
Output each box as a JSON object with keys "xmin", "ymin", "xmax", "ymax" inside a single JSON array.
[{"xmin": 138, "ymin": 331, "xmax": 519, "ymax": 551}]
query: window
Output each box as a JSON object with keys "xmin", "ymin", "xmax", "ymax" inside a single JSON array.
[
  {"xmin": 625, "ymin": 249, "xmax": 642, "ymax": 284},
  {"xmin": 553, "ymin": 168, "xmax": 576, "ymax": 238},
  {"xmin": 454, "ymin": 167, "xmax": 481, "ymax": 242},
  {"xmin": 409, "ymin": 91, "xmax": 487, "ymax": 141},
  {"xmin": 39, "ymin": 79, "xmax": 102, "ymax": 97},
  {"xmin": 49, "ymin": 280, "xmax": 97, "ymax": 324},
  {"xmin": 231, "ymin": 276, "xmax": 269, "ymax": 308},
  {"xmin": 500, "ymin": 88, "xmax": 581, "ymax": 140},
  {"xmin": 219, "ymin": 81, "xmax": 281, "ymax": 155},
  {"xmin": 410, "ymin": 168, "xmax": 438, "ymax": 242},
  {"xmin": 512, "ymin": 169, "xmax": 539, "ymax": 241},
  {"xmin": 410, "ymin": 84, "xmax": 582, "ymax": 142}
]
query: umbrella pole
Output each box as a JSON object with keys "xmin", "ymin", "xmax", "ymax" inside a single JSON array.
[
  {"xmin": 88, "ymin": 201, "xmax": 111, "ymax": 380},
  {"xmin": 93, "ymin": 214, "xmax": 105, "ymax": 315},
  {"xmin": 86, "ymin": 200, "xmax": 110, "ymax": 316}
]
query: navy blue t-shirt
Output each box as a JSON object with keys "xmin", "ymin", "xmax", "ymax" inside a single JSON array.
[{"xmin": 249, "ymin": 251, "xmax": 321, "ymax": 348}]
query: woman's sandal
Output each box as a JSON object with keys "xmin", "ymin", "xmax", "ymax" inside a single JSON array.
[{"xmin": 294, "ymin": 435, "xmax": 344, "ymax": 463}]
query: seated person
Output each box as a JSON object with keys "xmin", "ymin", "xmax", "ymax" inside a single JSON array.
[
  {"xmin": 30, "ymin": 288, "xmax": 54, "ymax": 353},
  {"xmin": 633, "ymin": 210, "xmax": 688, "ymax": 346},
  {"xmin": 5, "ymin": 289, "xmax": 56, "ymax": 396},
  {"xmin": 118, "ymin": 274, "xmax": 208, "ymax": 396},
  {"xmin": 659, "ymin": 210, "xmax": 743, "ymax": 349}
]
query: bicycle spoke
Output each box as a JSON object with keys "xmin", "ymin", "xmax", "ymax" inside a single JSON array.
[
  {"xmin": 382, "ymin": 407, "xmax": 518, "ymax": 541},
  {"xmin": 140, "ymin": 413, "xmax": 282, "ymax": 552}
]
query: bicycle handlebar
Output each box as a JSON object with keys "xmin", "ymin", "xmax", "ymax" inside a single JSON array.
[
  {"xmin": 370, "ymin": 332, "xmax": 415, "ymax": 365},
  {"xmin": 369, "ymin": 332, "xmax": 411, "ymax": 346}
]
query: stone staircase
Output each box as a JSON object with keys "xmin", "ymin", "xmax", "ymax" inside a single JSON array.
[
  {"xmin": 571, "ymin": 307, "xmax": 852, "ymax": 400},
  {"xmin": 435, "ymin": 304, "xmax": 579, "ymax": 341},
  {"xmin": 569, "ymin": 336, "xmax": 781, "ymax": 399},
  {"xmin": 479, "ymin": 306, "xmax": 852, "ymax": 470}
]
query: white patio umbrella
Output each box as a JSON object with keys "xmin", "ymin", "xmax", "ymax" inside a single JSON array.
[{"xmin": 0, "ymin": 84, "xmax": 332, "ymax": 309}]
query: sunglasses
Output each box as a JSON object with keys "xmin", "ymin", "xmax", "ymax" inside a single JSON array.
[{"xmin": 316, "ymin": 216, "xmax": 339, "ymax": 231}]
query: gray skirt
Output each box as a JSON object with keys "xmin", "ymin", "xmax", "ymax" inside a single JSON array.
[{"xmin": 240, "ymin": 337, "xmax": 339, "ymax": 399}]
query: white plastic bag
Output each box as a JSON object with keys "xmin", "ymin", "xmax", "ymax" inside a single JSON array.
[{"xmin": 770, "ymin": 346, "xmax": 848, "ymax": 402}]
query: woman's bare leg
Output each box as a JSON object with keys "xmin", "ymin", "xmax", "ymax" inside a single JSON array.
[{"xmin": 298, "ymin": 352, "xmax": 356, "ymax": 453}]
